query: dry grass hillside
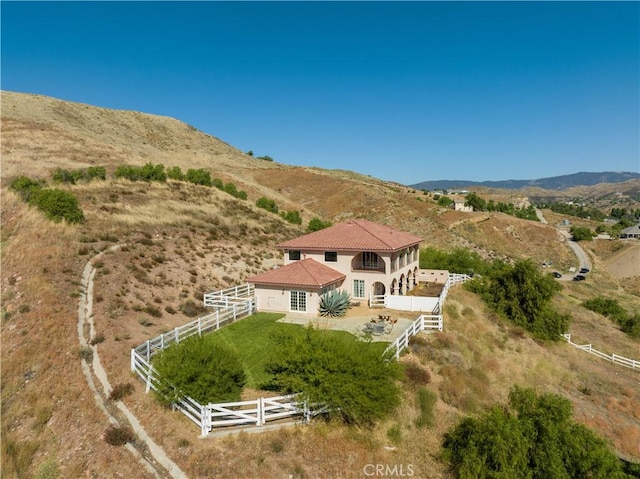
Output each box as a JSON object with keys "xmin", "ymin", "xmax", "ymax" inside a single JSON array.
[{"xmin": 2, "ymin": 91, "xmax": 639, "ymax": 478}]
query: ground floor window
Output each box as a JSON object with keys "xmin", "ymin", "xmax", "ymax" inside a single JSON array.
[
  {"xmin": 353, "ymin": 279, "xmax": 365, "ymax": 298},
  {"xmin": 290, "ymin": 290, "xmax": 307, "ymax": 312}
]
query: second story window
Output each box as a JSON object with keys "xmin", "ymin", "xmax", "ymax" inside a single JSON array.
[
  {"xmin": 362, "ymin": 252, "xmax": 379, "ymax": 269},
  {"xmin": 289, "ymin": 250, "xmax": 301, "ymax": 260},
  {"xmin": 324, "ymin": 251, "xmax": 338, "ymax": 262}
]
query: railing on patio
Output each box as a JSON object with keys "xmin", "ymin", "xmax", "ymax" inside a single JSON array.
[{"xmin": 384, "ymin": 314, "xmax": 442, "ymax": 360}]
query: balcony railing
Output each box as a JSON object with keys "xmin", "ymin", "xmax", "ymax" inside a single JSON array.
[{"xmin": 352, "ymin": 261, "xmax": 385, "ymax": 273}]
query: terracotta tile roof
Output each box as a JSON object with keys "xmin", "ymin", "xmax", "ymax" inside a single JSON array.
[
  {"xmin": 247, "ymin": 259, "xmax": 345, "ymax": 289},
  {"xmin": 277, "ymin": 219, "xmax": 422, "ymax": 252}
]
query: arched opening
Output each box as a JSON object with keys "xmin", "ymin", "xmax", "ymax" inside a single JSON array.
[
  {"xmin": 399, "ymin": 274, "xmax": 405, "ymax": 295},
  {"xmin": 390, "ymin": 278, "xmax": 398, "ymax": 295},
  {"xmin": 373, "ymin": 281, "xmax": 385, "ymax": 296}
]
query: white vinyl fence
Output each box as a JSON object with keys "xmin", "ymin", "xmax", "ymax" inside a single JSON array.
[
  {"xmin": 131, "ymin": 284, "xmax": 327, "ymax": 436},
  {"xmin": 384, "ymin": 314, "xmax": 442, "ymax": 360},
  {"xmin": 370, "ymin": 273, "xmax": 471, "ymax": 313},
  {"xmin": 562, "ymin": 334, "xmax": 639, "ymax": 371}
]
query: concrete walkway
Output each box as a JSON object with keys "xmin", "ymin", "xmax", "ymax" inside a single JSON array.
[
  {"xmin": 278, "ymin": 309, "xmax": 417, "ymax": 343},
  {"xmin": 78, "ymin": 247, "xmax": 186, "ymax": 479}
]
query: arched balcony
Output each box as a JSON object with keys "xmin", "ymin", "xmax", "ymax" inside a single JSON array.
[{"xmin": 351, "ymin": 252, "xmax": 385, "ymax": 273}]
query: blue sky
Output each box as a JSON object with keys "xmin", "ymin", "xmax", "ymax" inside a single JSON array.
[{"xmin": 2, "ymin": 2, "xmax": 639, "ymax": 184}]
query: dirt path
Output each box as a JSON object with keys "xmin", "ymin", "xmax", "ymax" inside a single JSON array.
[{"xmin": 78, "ymin": 246, "xmax": 186, "ymax": 479}]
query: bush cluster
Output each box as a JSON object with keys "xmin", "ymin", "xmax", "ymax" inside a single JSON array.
[
  {"xmin": 255, "ymin": 197, "xmax": 302, "ymax": 225},
  {"xmin": 419, "ymin": 246, "xmax": 491, "ymax": 276},
  {"xmin": 52, "ymin": 166, "xmax": 106, "ymax": 184},
  {"xmin": 443, "ymin": 387, "xmax": 627, "ymax": 478},
  {"xmin": 115, "ymin": 163, "xmax": 167, "ymax": 182},
  {"xmin": 466, "ymin": 259, "xmax": 570, "ymax": 340},
  {"xmin": 10, "ymin": 176, "xmax": 85, "ymax": 224},
  {"xmin": 583, "ymin": 297, "xmax": 640, "ymax": 337}
]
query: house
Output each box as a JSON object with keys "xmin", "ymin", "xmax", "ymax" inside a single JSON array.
[
  {"xmin": 454, "ymin": 200, "xmax": 473, "ymax": 212},
  {"xmin": 620, "ymin": 224, "xmax": 640, "ymax": 239},
  {"xmin": 247, "ymin": 219, "xmax": 422, "ymax": 314}
]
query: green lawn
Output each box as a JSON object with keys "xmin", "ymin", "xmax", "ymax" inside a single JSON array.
[{"xmin": 207, "ymin": 313, "xmax": 388, "ymax": 389}]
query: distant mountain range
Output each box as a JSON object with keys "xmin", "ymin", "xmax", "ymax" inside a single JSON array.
[{"xmin": 410, "ymin": 171, "xmax": 640, "ymax": 191}]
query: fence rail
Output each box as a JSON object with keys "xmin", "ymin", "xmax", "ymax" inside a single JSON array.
[
  {"xmin": 385, "ymin": 314, "xmax": 443, "ymax": 360},
  {"xmin": 562, "ymin": 334, "xmax": 639, "ymax": 371}
]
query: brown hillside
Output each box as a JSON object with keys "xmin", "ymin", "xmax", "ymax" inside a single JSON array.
[{"xmin": 2, "ymin": 91, "xmax": 638, "ymax": 478}]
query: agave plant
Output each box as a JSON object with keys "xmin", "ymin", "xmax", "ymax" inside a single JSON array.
[{"xmin": 318, "ymin": 289, "xmax": 352, "ymax": 318}]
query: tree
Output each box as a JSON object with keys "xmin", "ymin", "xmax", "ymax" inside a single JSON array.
[
  {"xmin": 437, "ymin": 196, "xmax": 454, "ymax": 207},
  {"xmin": 264, "ymin": 327, "xmax": 402, "ymax": 426},
  {"xmin": 464, "ymin": 192, "xmax": 486, "ymax": 212},
  {"xmin": 152, "ymin": 335, "xmax": 246, "ymax": 405},
  {"xmin": 443, "ymin": 387, "xmax": 627, "ymax": 479},
  {"xmin": 570, "ymin": 226, "xmax": 594, "ymax": 241},
  {"xmin": 474, "ymin": 259, "xmax": 569, "ymax": 340}
]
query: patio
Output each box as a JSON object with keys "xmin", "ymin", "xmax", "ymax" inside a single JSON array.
[{"xmin": 277, "ymin": 303, "xmax": 416, "ymax": 343}]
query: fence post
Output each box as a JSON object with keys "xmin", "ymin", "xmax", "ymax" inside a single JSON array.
[
  {"xmin": 161, "ymin": 334, "xmax": 164, "ymax": 350},
  {"xmin": 174, "ymin": 327, "xmax": 179, "ymax": 344},
  {"xmin": 257, "ymin": 398, "xmax": 263, "ymax": 426},
  {"xmin": 198, "ymin": 317, "xmax": 202, "ymax": 336},
  {"xmin": 146, "ymin": 340, "xmax": 150, "ymax": 362},
  {"xmin": 216, "ymin": 310, "xmax": 220, "ymax": 329},
  {"xmin": 200, "ymin": 404, "xmax": 209, "ymax": 437},
  {"xmin": 130, "ymin": 349, "xmax": 135, "ymax": 372}
]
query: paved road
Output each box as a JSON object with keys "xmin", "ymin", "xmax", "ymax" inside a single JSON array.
[{"xmin": 536, "ymin": 208, "xmax": 591, "ymax": 280}]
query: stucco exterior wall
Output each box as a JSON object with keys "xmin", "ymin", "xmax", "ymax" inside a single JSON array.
[
  {"xmin": 417, "ymin": 269, "xmax": 450, "ymax": 284},
  {"xmin": 282, "ymin": 247, "xmax": 420, "ymax": 299},
  {"xmin": 254, "ymin": 285, "xmax": 321, "ymax": 315}
]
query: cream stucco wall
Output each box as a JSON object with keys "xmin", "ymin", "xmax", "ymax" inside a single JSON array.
[
  {"xmin": 282, "ymin": 245, "xmax": 421, "ymax": 299},
  {"xmin": 254, "ymin": 285, "xmax": 321, "ymax": 315}
]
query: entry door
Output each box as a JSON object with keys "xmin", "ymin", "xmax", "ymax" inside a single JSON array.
[{"xmin": 290, "ymin": 290, "xmax": 307, "ymax": 312}]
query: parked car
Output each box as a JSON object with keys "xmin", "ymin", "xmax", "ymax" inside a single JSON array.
[
  {"xmin": 579, "ymin": 267, "xmax": 590, "ymax": 274},
  {"xmin": 552, "ymin": 272, "xmax": 562, "ymax": 278},
  {"xmin": 573, "ymin": 274, "xmax": 586, "ymax": 281}
]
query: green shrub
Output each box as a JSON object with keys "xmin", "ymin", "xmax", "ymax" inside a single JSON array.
[
  {"xmin": 442, "ymin": 387, "xmax": 625, "ymax": 478},
  {"xmin": 186, "ymin": 168, "xmax": 213, "ymax": 186},
  {"xmin": 307, "ymin": 217, "xmax": 332, "ymax": 232},
  {"xmin": 419, "ymin": 246, "xmax": 491, "ymax": 276},
  {"xmin": 256, "ymin": 197, "xmax": 279, "ymax": 213},
  {"xmin": 281, "ymin": 210, "xmax": 302, "ymax": 225},
  {"xmin": 10, "ymin": 175, "xmax": 45, "ymax": 201},
  {"xmin": 264, "ymin": 326, "xmax": 402, "ymax": 426},
  {"xmin": 584, "ymin": 297, "xmax": 640, "ymax": 337},
  {"xmin": 28, "ymin": 188, "xmax": 85, "ymax": 223},
  {"xmin": 166, "ymin": 166, "xmax": 185, "ymax": 181},
  {"xmin": 115, "ymin": 163, "xmax": 166, "ymax": 182},
  {"xmin": 152, "ymin": 336, "xmax": 246, "ymax": 405}
]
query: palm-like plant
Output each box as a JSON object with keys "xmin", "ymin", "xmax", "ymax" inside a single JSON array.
[{"xmin": 318, "ymin": 290, "xmax": 352, "ymax": 318}]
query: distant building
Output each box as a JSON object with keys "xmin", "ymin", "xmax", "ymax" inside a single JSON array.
[
  {"xmin": 620, "ymin": 224, "xmax": 640, "ymax": 239},
  {"xmin": 454, "ymin": 200, "xmax": 473, "ymax": 212}
]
